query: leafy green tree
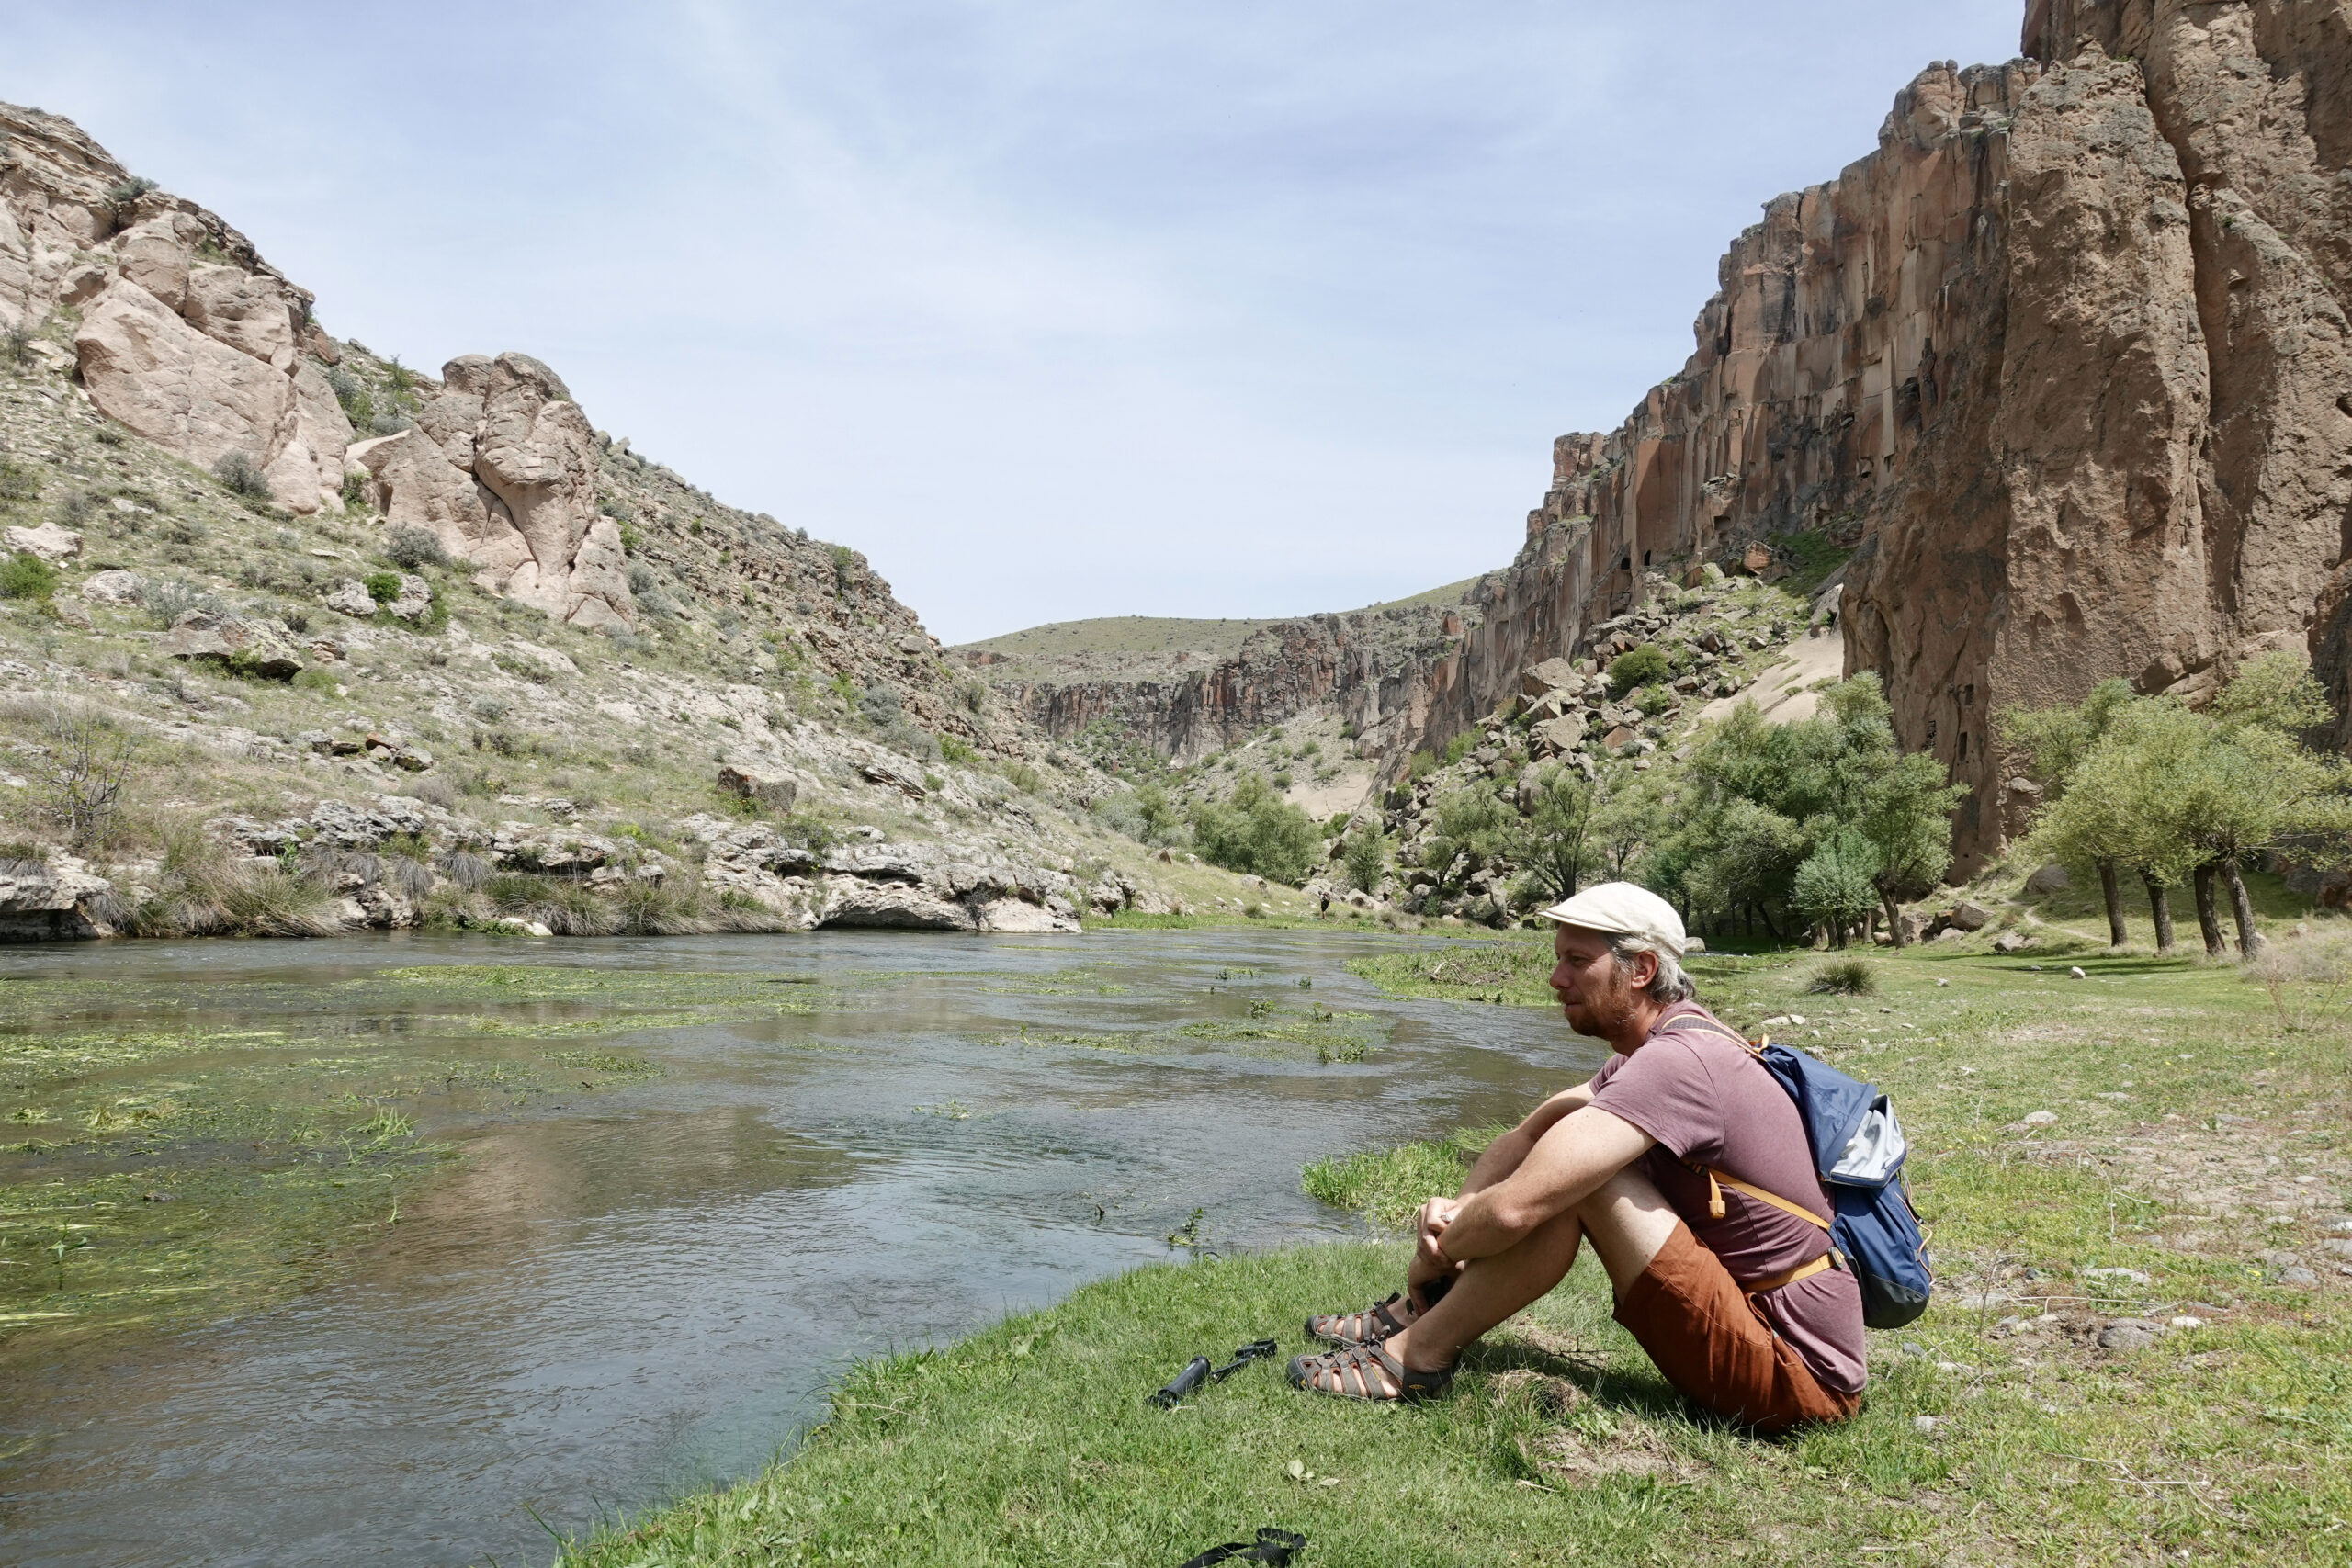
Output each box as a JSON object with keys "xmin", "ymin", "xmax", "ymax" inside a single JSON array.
[
  {"xmin": 1515, "ymin": 763, "xmax": 1598, "ymax": 903},
  {"xmin": 1589, "ymin": 763, "xmax": 1668, "ymax": 882},
  {"xmin": 1191, "ymin": 774, "xmax": 1319, "ymax": 884},
  {"xmin": 1790, "ymin": 830, "xmax": 1883, "ymax": 948},
  {"xmin": 2000, "ymin": 678, "xmax": 2147, "ymax": 942},
  {"xmin": 1340, "ymin": 823, "xmax": 1390, "ymax": 893},
  {"xmin": 1418, "ymin": 782, "xmax": 1517, "ymax": 897}
]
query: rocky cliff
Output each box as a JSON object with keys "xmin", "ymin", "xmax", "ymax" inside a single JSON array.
[
  {"xmin": 1309, "ymin": 0, "xmax": 2352, "ymax": 874},
  {"xmin": 969, "ymin": 593, "xmax": 1475, "ymax": 764}
]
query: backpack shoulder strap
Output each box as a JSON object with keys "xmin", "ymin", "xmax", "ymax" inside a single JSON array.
[{"xmin": 1653, "ymin": 1010, "xmax": 1759, "ymax": 1055}]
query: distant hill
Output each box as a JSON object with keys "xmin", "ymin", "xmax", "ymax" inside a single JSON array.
[{"xmin": 956, "ymin": 579, "xmax": 1479, "ymax": 672}]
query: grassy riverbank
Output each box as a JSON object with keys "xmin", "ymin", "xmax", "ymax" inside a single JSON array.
[{"xmin": 560, "ymin": 931, "xmax": 2352, "ymax": 1565}]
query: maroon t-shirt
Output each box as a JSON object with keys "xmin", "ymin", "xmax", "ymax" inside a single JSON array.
[{"xmin": 1585, "ymin": 1001, "xmax": 1866, "ymax": 1393}]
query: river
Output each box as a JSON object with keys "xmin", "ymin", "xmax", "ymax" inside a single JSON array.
[{"xmin": 0, "ymin": 928, "xmax": 1591, "ymax": 1567}]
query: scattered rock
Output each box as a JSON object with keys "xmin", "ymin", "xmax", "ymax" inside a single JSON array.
[
  {"xmin": 2168, "ymin": 1316, "xmax": 2205, "ymax": 1330},
  {"xmin": 2067, "ymin": 965, "xmax": 2086, "ymax": 979},
  {"xmin": 80, "ymin": 568, "xmax": 144, "ymax": 606},
  {"xmin": 2025, "ymin": 863, "xmax": 2072, "ymax": 894},
  {"xmin": 2097, "ymin": 1318, "xmax": 2165, "ymax": 1351},
  {"xmin": 2083, "ymin": 1267, "xmax": 2151, "ymax": 1285},
  {"xmin": 861, "ymin": 757, "xmax": 929, "ymax": 799},
  {"xmin": 159, "ymin": 609, "xmax": 305, "ymax": 680},
  {"xmin": 1948, "ymin": 901, "xmax": 1991, "ymax": 932},
  {"xmin": 4, "ymin": 521, "xmax": 83, "ymax": 561},
  {"xmin": 2021, "ymin": 1110, "xmax": 2059, "ymax": 1126},
  {"xmin": 324, "ymin": 579, "xmax": 378, "ymax": 617},
  {"xmin": 717, "ymin": 763, "xmax": 797, "ymax": 814},
  {"xmin": 1911, "ymin": 1415, "xmax": 1940, "ymax": 1435},
  {"xmin": 1992, "ymin": 932, "xmax": 2033, "ymax": 953}
]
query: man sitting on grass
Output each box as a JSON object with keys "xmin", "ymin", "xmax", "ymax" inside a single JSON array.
[{"xmin": 1288, "ymin": 882, "xmax": 1863, "ymax": 1431}]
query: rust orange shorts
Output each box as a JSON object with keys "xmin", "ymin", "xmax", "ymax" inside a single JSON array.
[{"xmin": 1611, "ymin": 1222, "xmax": 1860, "ymax": 1433}]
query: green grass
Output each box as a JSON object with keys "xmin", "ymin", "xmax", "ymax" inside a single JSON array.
[{"xmin": 561, "ymin": 933, "xmax": 2352, "ymax": 1565}]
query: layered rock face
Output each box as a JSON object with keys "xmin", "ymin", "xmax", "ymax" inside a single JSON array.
[
  {"xmin": 1, "ymin": 105, "xmax": 352, "ymax": 515},
  {"xmin": 1376, "ymin": 3, "xmax": 2352, "ymax": 871},
  {"xmin": 985, "ymin": 598, "xmax": 1473, "ymax": 762},
  {"xmin": 353, "ymin": 352, "xmax": 634, "ymax": 631}
]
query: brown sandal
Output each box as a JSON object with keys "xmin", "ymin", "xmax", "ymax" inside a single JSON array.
[
  {"xmin": 1286, "ymin": 1339, "xmax": 1454, "ymax": 1403},
  {"xmin": 1305, "ymin": 1291, "xmax": 1419, "ymax": 1348}
]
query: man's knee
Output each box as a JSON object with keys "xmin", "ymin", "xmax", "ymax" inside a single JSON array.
[{"xmin": 1574, "ymin": 1167, "xmax": 1680, "ymax": 1296}]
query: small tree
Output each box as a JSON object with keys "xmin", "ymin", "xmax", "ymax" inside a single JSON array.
[
  {"xmin": 30, "ymin": 705, "xmax": 132, "ymax": 852},
  {"xmin": 1418, "ymin": 782, "xmax": 1517, "ymax": 896},
  {"xmin": 211, "ymin": 450, "xmax": 273, "ymax": 502},
  {"xmin": 1515, "ymin": 763, "xmax": 1597, "ymax": 903},
  {"xmin": 1790, "ymin": 830, "xmax": 1882, "ymax": 948},
  {"xmin": 1340, "ymin": 824, "xmax": 1390, "ymax": 893},
  {"xmin": 1192, "ymin": 773, "xmax": 1319, "ymax": 884}
]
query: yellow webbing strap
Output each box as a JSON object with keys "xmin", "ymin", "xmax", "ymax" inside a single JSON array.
[
  {"xmin": 1705, "ymin": 1168, "xmax": 1833, "ymax": 1230},
  {"xmin": 1740, "ymin": 1253, "xmax": 1836, "ymax": 1295}
]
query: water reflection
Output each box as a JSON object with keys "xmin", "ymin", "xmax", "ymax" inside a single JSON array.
[{"xmin": 0, "ymin": 928, "xmax": 1594, "ymax": 1567}]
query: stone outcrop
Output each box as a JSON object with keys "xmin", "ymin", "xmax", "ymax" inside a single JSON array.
[
  {"xmin": 158, "ymin": 609, "xmax": 306, "ymax": 679},
  {"xmin": 0, "ymin": 106, "xmax": 351, "ymax": 515},
  {"xmin": 351, "ymin": 352, "xmax": 634, "ymax": 631},
  {"xmin": 354, "ymin": 353, "xmax": 631, "ymax": 629}
]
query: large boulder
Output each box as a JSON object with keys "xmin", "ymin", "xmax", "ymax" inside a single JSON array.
[
  {"xmin": 717, "ymin": 763, "xmax": 797, "ymax": 814},
  {"xmin": 1531, "ymin": 713, "xmax": 1587, "ymax": 757},
  {"xmin": 1520, "ymin": 657, "xmax": 1580, "ymax": 697},
  {"xmin": 0, "ymin": 854, "xmax": 117, "ymax": 941},
  {"xmin": 158, "ymin": 609, "xmax": 304, "ymax": 679},
  {"xmin": 2025, "ymin": 863, "xmax": 2072, "ymax": 895},
  {"xmin": 353, "ymin": 354, "xmax": 635, "ymax": 631},
  {"xmin": 3, "ymin": 521, "xmax": 80, "ymax": 561}
]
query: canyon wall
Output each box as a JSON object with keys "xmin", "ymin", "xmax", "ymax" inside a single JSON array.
[
  {"xmin": 991, "ymin": 600, "xmax": 1471, "ymax": 762},
  {"xmin": 1373, "ymin": 0, "xmax": 2352, "ymax": 873}
]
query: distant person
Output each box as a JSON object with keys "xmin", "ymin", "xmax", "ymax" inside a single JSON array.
[{"xmin": 1287, "ymin": 882, "xmax": 1863, "ymax": 1431}]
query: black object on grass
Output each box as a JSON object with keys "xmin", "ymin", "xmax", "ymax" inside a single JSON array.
[
  {"xmin": 1179, "ymin": 1527, "xmax": 1307, "ymax": 1566},
  {"xmin": 1149, "ymin": 1339, "xmax": 1281, "ymax": 1408}
]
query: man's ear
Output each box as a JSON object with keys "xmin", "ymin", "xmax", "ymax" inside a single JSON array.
[{"xmin": 1627, "ymin": 949, "xmax": 1659, "ymax": 989}]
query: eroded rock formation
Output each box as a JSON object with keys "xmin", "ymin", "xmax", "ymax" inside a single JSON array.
[
  {"xmin": 354, "ymin": 352, "xmax": 634, "ymax": 631},
  {"xmin": 1, "ymin": 106, "xmax": 353, "ymax": 515}
]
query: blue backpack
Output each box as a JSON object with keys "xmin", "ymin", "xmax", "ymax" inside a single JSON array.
[{"xmin": 1668, "ymin": 1017, "xmax": 1934, "ymax": 1330}]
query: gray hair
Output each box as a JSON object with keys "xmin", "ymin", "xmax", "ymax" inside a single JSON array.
[{"xmin": 1611, "ymin": 933, "xmax": 1697, "ymax": 1005}]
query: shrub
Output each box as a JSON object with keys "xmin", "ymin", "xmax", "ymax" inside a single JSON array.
[
  {"xmin": 1442, "ymin": 731, "xmax": 1476, "ymax": 766},
  {"xmin": 327, "ymin": 366, "xmax": 373, "ymax": 429},
  {"xmin": 1407, "ymin": 749, "xmax": 1437, "ymax": 782},
  {"xmin": 362, "ymin": 570, "xmax": 401, "ymax": 604},
  {"xmin": 28, "ymin": 703, "xmax": 130, "ymax": 851},
  {"xmin": 384, "ymin": 525, "xmax": 447, "ymax": 570},
  {"xmin": 144, "ymin": 578, "xmax": 216, "ymax": 627},
  {"xmin": 0, "ymin": 458, "xmax": 39, "ymax": 506},
  {"xmin": 338, "ymin": 471, "xmax": 371, "ymax": 511},
  {"xmin": 0, "ymin": 551, "xmax": 55, "ymax": 601},
  {"xmin": 1608, "ymin": 643, "xmax": 1672, "ymax": 697},
  {"xmin": 1, "ymin": 324, "xmax": 30, "ymax": 369},
  {"xmin": 1806, "ymin": 957, "xmax": 1877, "ymax": 995},
  {"xmin": 830, "ymin": 543, "xmax": 857, "ymax": 593},
  {"xmin": 939, "ymin": 734, "xmax": 978, "ymax": 766},
  {"xmin": 1271, "ymin": 771, "xmax": 1294, "ymax": 791},
  {"xmin": 105, "ymin": 175, "xmax": 158, "ymax": 209},
  {"xmin": 1192, "ymin": 773, "xmax": 1318, "ymax": 884},
  {"xmin": 211, "ymin": 450, "xmax": 273, "ymax": 502},
  {"xmin": 1340, "ymin": 826, "xmax": 1390, "ymax": 892},
  {"xmin": 1633, "ymin": 682, "xmax": 1674, "ymax": 716}
]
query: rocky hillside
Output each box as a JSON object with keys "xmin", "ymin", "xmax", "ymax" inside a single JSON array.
[
  {"xmin": 0, "ymin": 100, "xmax": 1227, "ymax": 939},
  {"xmin": 973, "ymin": 2, "xmax": 2352, "ymax": 880}
]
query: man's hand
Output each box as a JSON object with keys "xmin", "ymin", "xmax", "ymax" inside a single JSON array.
[{"xmin": 1408, "ymin": 1197, "xmax": 1462, "ymax": 1291}]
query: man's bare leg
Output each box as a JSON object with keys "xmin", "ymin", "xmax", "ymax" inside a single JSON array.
[{"xmin": 1386, "ymin": 1166, "xmax": 1681, "ymax": 1374}]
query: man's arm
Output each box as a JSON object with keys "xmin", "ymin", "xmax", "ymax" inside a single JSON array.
[
  {"xmin": 1455, "ymin": 1083, "xmax": 1597, "ymax": 1198},
  {"xmin": 1428, "ymin": 1104, "xmax": 1654, "ymax": 1267}
]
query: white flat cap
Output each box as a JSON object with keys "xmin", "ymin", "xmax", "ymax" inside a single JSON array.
[{"xmin": 1538, "ymin": 881, "xmax": 1688, "ymax": 960}]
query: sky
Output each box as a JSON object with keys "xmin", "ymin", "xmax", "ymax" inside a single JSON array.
[{"xmin": 6, "ymin": 1, "xmax": 2022, "ymax": 644}]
